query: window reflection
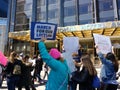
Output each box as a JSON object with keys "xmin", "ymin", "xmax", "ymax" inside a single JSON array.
[
  {"xmin": 79, "ymin": 3, "xmax": 92, "ymax": 14},
  {"xmin": 99, "ymin": 16, "xmax": 114, "ymax": 22},
  {"xmin": 98, "ymin": 0, "xmax": 113, "ymax": 11},
  {"xmin": 117, "ymin": 0, "xmax": 120, "ymax": 9},
  {"xmin": 48, "ymin": 0, "xmax": 57, "ymax": 4},
  {"xmin": 48, "ymin": 9, "xmax": 58, "ymax": 19},
  {"xmin": 37, "ymin": 0, "xmax": 45, "ymax": 6},
  {"xmin": 80, "ymin": 19, "xmax": 93, "ymax": 25},
  {"xmin": 64, "ymin": 22, "xmax": 75, "ymax": 26},
  {"xmin": 117, "ymin": 0, "xmax": 120, "ymax": 20},
  {"xmin": 97, "ymin": 0, "xmax": 114, "ymax": 22},
  {"xmin": 15, "ymin": 0, "xmax": 32, "ymax": 31},
  {"xmin": 64, "ymin": 6, "xmax": 75, "ymax": 17}
]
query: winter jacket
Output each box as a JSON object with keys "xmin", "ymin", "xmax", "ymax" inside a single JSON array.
[
  {"xmin": 97, "ymin": 52, "xmax": 117, "ymax": 84},
  {"xmin": 38, "ymin": 41, "xmax": 69, "ymax": 90}
]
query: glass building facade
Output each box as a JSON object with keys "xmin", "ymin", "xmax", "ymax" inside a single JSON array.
[
  {"xmin": 0, "ymin": 0, "xmax": 8, "ymax": 17},
  {"xmin": 7, "ymin": 0, "xmax": 120, "ymax": 54}
]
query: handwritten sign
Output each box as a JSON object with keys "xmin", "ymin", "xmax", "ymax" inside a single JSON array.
[
  {"xmin": 63, "ymin": 37, "xmax": 79, "ymax": 53},
  {"xmin": 31, "ymin": 22, "xmax": 57, "ymax": 40},
  {"xmin": 62, "ymin": 37, "xmax": 79, "ymax": 73},
  {"xmin": 93, "ymin": 34, "xmax": 112, "ymax": 54}
]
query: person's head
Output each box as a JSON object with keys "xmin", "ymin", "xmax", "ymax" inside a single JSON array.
[
  {"xmin": 81, "ymin": 53, "xmax": 97, "ymax": 76},
  {"xmin": 106, "ymin": 52, "xmax": 115, "ymax": 61},
  {"xmin": 106, "ymin": 52, "xmax": 119, "ymax": 72},
  {"xmin": 33, "ymin": 55, "xmax": 37, "ymax": 59},
  {"xmin": 49, "ymin": 48, "xmax": 63, "ymax": 61},
  {"xmin": 23, "ymin": 55, "xmax": 29, "ymax": 62},
  {"xmin": 9, "ymin": 51, "xmax": 17, "ymax": 62}
]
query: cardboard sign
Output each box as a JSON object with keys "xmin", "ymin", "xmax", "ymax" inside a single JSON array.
[
  {"xmin": 63, "ymin": 37, "xmax": 79, "ymax": 53},
  {"xmin": 93, "ymin": 34, "xmax": 112, "ymax": 54},
  {"xmin": 62, "ymin": 37, "xmax": 79, "ymax": 72},
  {"xmin": 31, "ymin": 22, "xmax": 57, "ymax": 40}
]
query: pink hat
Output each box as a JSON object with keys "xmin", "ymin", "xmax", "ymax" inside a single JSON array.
[{"xmin": 49, "ymin": 48, "xmax": 61, "ymax": 59}]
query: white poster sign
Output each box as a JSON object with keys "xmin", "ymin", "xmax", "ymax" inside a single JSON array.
[
  {"xmin": 93, "ymin": 34, "xmax": 112, "ymax": 54},
  {"xmin": 63, "ymin": 37, "xmax": 79, "ymax": 53},
  {"xmin": 63, "ymin": 37, "xmax": 79, "ymax": 73}
]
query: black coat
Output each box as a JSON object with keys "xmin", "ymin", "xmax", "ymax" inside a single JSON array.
[
  {"xmin": 72, "ymin": 67, "xmax": 95, "ymax": 90},
  {"xmin": 18, "ymin": 63, "xmax": 33, "ymax": 87},
  {"xmin": 34, "ymin": 58, "xmax": 43, "ymax": 75}
]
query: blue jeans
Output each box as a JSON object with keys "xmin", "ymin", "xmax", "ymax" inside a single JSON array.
[{"xmin": 7, "ymin": 76, "xmax": 20, "ymax": 90}]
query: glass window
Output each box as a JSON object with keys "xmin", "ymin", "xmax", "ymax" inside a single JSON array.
[
  {"xmin": 24, "ymin": 3, "xmax": 32, "ymax": 11},
  {"xmin": 37, "ymin": 0, "xmax": 45, "ymax": 6},
  {"xmin": 64, "ymin": 0, "xmax": 72, "ymax": 1},
  {"xmin": 98, "ymin": 0, "xmax": 113, "ymax": 11},
  {"xmin": 37, "ymin": 11, "xmax": 46, "ymax": 20},
  {"xmin": 64, "ymin": 21, "xmax": 76, "ymax": 26},
  {"xmin": 79, "ymin": 3, "xmax": 92, "ymax": 14},
  {"xmin": 64, "ymin": 6, "xmax": 75, "ymax": 17},
  {"xmin": 99, "ymin": 16, "xmax": 114, "ymax": 22},
  {"xmin": 48, "ymin": 9, "xmax": 58, "ymax": 19},
  {"xmin": 16, "ymin": 5, "xmax": 24, "ymax": 12},
  {"xmin": 117, "ymin": 0, "xmax": 120, "ymax": 9},
  {"xmin": 15, "ymin": 0, "xmax": 32, "ymax": 31},
  {"xmin": 48, "ymin": 0, "xmax": 57, "ymax": 4},
  {"xmin": 80, "ymin": 19, "xmax": 93, "ymax": 25}
]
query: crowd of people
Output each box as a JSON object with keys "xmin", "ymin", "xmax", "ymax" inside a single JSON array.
[
  {"xmin": 0, "ymin": 37, "xmax": 120, "ymax": 90},
  {"xmin": 0, "ymin": 51, "xmax": 49, "ymax": 90}
]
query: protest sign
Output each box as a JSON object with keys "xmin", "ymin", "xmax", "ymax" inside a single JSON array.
[
  {"xmin": 62, "ymin": 37, "xmax": 79, "ymax": 72},
  {"xmin": 31, "ymin": 22, "xmax": 57, "ymax": 40},
  {"xmin": 63, "ymin": 37, "xmax": 79, "ymax": 53},
  {"xmin": 93, "ymin": 34, "xmax": 112, "ymax": 54}
]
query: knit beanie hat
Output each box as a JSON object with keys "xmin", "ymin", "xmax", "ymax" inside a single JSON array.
[{"xmin": 49, "ymin": 48, "xmax": 61, "ymax": 59}]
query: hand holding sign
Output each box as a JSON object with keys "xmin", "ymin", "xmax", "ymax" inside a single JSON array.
[
  {"xmin": 41, "ymin": 35, "xmax": 47, "ymax": 42},
  {"xmin": 95, "ymin": 45, "xmax": 101, "ymax": 54},
  {"xmin": 93, "ymin": 34, "xmax": 112, "ymax": 54},
  {"xmin": 31, "ymin": 22, "xmax": 57, "ymax": 40}
]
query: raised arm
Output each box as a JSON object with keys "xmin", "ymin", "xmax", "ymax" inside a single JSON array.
[{"xmin": 38, "ymin": 41, "xmax": 60, "ymax": 70}]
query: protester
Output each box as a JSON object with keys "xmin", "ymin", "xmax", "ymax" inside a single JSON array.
[
  {"xmin": 38, "ymin": 37, "xmax": 70, "ymax": 90},
  {"xmin": 0, "ymin": 64, "xmax": 6, "ymax": 88},
  {"xmin": 95, "ymin": 45, "xmax": 119, "ymax": 90},
  {"xmin": 5, "ymin": 51, "xmax": 23, "ymax": 90},
  {"xmin": 68, "ymin": 46, "xmax": 82, "ymax": 90},
  {"xmin": 71, "ymin": 53, "xmax": 97, "ymax": 90},
  {"xmin": 43, "ymin": 63, "xmax": 49, "ymax": 80},
  {"xmin": 18, "ymin": 55, "xmax": 36, "ymax": 90},
  {"xmin": 33, "ymin": 54, "xmax": 43, "ymax": 83}
]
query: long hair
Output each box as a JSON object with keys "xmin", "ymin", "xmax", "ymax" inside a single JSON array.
[
  {"xmin": 81, "ymin": 54, "xmax": 97, "ymax": 76},
  {"xmin": 106, "ymin": 52, "xmax": 119, "ymax": 72},
  {"xmin": 9, "ymin": 51, "xmax": 17, "ymax": 63}
]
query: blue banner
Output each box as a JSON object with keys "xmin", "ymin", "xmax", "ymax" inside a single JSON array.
[{"xmin": 31, "ymin": 22, "xmax": 57, "ymax": 40}]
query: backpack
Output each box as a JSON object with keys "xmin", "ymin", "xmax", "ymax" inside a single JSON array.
[
  {"xmin": 92, "ymin": 75, "xmax": 101, "ymax": 88},
  {"xmin": 13, "ymin": 64, "xmax": 21, "ymax": 75},
  {"xmin": 13, "ymin": 60, "xmax": 22, "ymax": 75}
]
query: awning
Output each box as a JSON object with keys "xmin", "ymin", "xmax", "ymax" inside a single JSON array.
[{"xmin": 9, "ymin": 21, "xmax": 120, "ymax": 42}]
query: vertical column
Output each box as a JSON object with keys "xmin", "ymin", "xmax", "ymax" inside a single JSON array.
[
  {"xmin": 32, "ymin": 0, "xmax": 37, "ymax": 22},
  {"xmin": 93, "ymin": 0, "xmax": 97, "ymax": 23},
  {"xmin": 58, "ymin": 0, "xmax": 64, "ymax": 27},
  {"xmin": 7, "ymin": 0, "xmax": 17, "ymax": 56},
  {"xmin": 113, "ymin": 0, "xmax": 118, "ymax": 20},
  {"xmin": 46, "ymin": 0, "xmax": 48, "ymax": 22},
  {"xmin": 75, "ymin": 0, "xmax": 79, "ymax": 25}
]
